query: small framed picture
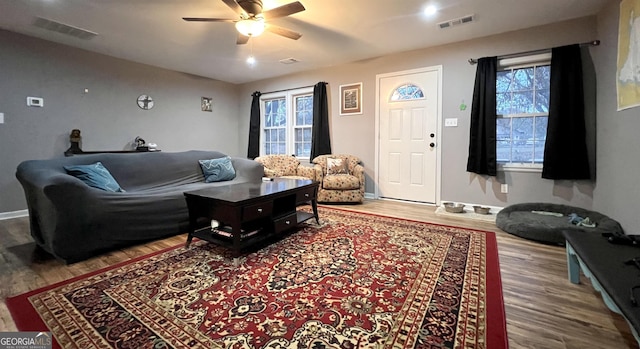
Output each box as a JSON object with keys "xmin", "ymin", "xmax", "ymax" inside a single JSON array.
[
  {"xmin": 339, "ymin": 83, "xmax": 362, "ymax": 115},
  {"xmin": 201, "ymin": 97, "xmax": 213, "ymax": 112}
]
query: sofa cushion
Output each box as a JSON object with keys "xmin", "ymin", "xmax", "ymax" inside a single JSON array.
[
  {"xmin": 323, "ymin": 174, "xmax": 360, "ymax": 190},
  {"xmin": 199, "ymin": 156, "xmax": 236, "ymax": 182},
  {"xmin": 64, "ymin": 162, "xmax": 125, "ymax": 192},
  {"xmin": 327, "ymin": 157, "xmax": 349, "ymax": 175}
]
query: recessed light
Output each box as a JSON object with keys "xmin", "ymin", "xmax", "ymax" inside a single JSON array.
[
  {"xmin": 246, "ymin": 55, "xmax": 256, "ymax": 65},
  {"xmin": 424, "ymin": 5, "xmax": 437, "ymax": 16}
]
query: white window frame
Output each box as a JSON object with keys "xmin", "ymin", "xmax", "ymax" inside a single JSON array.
[
  {"xmin": 497, "ymin": 53, "xmax": 551, "ymax": 173},
  {"xmin": 259, "ymin": 87, "xmax": 314, "ymax": 160}
]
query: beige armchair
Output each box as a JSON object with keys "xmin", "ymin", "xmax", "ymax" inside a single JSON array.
[
  {"xmin": 254, "ymin": 154, "xmax": 315, "ymax": 180},
  {"xmin": 311, "ymin": 154, "xmax": 365, "ymax": 203}
]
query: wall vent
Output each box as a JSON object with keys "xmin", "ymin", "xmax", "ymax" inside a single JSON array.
[
  {"xmin": 279, "ymin": 57, "xmax": 300, "ymax": 64},
  {"xmin": 32, "ymin": 17, "xmax": 98, "ymax": 40},
  {"xmin": 438, "ymin": 14, "xmax": 475, "ymax": 29}
]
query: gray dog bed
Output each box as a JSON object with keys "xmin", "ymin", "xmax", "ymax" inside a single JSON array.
[{"xmin": 496, "ymin": 203, "xmax": 622, "ymax": 245}]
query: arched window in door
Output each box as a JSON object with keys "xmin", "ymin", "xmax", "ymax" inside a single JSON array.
[{"xmin": 390, "ymin": 83, "xmax": 425, "ymax": 101}]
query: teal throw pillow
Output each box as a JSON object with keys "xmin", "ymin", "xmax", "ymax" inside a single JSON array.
[
  {"xmin": 64, "ymin": 162, "xmax": 125, "ymax": 192},
  {"xmin": 199, "ymin": 156, "xmax": 236, "ymax": 182}
]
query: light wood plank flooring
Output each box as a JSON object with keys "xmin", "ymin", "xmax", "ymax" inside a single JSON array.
[{"xmin": 0, "ymin": 199, "xmax": 637, "ymax": 348}]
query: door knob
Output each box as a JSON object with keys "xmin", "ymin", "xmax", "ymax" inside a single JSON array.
[{"xmin": 429, "ymin": 142, "xmax": 435, "ymax": 148}]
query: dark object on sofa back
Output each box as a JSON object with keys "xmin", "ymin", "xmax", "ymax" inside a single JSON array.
[{"xmin": 16, "ymin": 150, "xmax": 263, "ymax": 263}]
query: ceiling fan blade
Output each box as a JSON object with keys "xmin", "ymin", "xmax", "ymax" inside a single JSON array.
[
  {"xmin": 221, "ymin": 0, "xmax": 247, "ymax": 16},
  {"xmin": 236, "ymin": 33, "xmax": 250, "ymax": 45},
  {"xmin": 262, "ymin": 1, "xmax": 305, "ymax": 19},
  {"xmin": 237, "ymin": 0, "xmax": 263, "ymax": 16},
  {"xmin": 266, "ymin": 24, "xmax": 302, "ymax": 40},
  {"xmin": 183, "ymin": 17, "xmax": 235, "ymax": 22}
]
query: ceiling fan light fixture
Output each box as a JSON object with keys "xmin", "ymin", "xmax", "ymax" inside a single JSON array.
[{"xmin": 235, "ymin": 19, "xmax": 265, "ymax": 37}]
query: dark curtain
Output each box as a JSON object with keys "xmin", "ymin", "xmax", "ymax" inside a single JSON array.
[
  {"xmin": 542, "ymin": 44, "xmax": 590, "ymax": 180},
  {"xmin": 247, "ymin": 91, "xmax": 261, "ymax": 159},
  {"xmin": 466, "ymin": 57, "xmax": 498, "ymax": 176},
  {"xmin": 310, "ymin": 82, "xmax": 331, "ymax": 161}
]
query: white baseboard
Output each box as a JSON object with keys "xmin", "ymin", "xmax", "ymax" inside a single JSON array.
[
  {"xmin": 364, "ymin": 192, "xmax": 375, "ymax": 199},
  {"xmin": 0, "ymin": 209, "xmax": 29, "ymax": 220}
]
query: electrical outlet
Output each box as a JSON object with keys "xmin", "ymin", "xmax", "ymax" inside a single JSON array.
[
  {"xmin": 27, "ymin": 96, "xmax": 44, "ymax": 107},
  {"xmin": 500, "ymin": 184, "xmax": 508, "ymax": 193}
]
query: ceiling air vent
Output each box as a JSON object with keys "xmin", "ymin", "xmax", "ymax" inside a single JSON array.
[
  {"xmin": 32, "ymin": 17, "xmax": 98, "ymax": 40},
  {"xmin": 279, "ymin": 58, "xmax": 300, "ymax": 64},
  {"xmin": 438, "ymin": 14, "xmax": 475, "ymax": 29}
]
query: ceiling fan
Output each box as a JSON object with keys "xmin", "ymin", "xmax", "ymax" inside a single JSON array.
[{"xmin": 183, "ymin": 0, "xmax": 305, "ymax": 45}]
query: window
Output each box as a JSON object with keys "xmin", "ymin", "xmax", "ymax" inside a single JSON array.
[
  {"xmin": 496, "ymin": 57, "xmax": 550, "ymax": 171},
  {"xmin": 261, "ymin": 87, "xmax": 313, "ymax": 159},
  {"xmin": 390, "ymin": 83, "xmax": 425, "ymax": 101}
]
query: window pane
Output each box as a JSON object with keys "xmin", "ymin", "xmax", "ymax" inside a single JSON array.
[
  {"xmin": 512, "ymin": 117, "xmax": 534, "ymax": 140},
  {"xmin": 535, "ymin": 90, "xmax": 550, "ymax": 113},
  {"xmin": 535, "ymin": 116, "xmax": 548, "ymax": 140},
  {"xmin": 496, "ymin": 92, "xmax": 511, "ymax": 115},
  {"xmin": 512, "ymin": 91, "xmax": 534, "ymax": 113},
  {"xmin": 496, "ymin": 118, "xmax": 511, "ymax": 140},
  {"xmin": 277, "ymin": 142, "xmax": 286, "ymax": 154},
  {"xmin": 304, "ymin": 111, "xmax": 313, "ymax": 125},
  {"xmin": 497, "ymin": 71, "xmax": 512, "ymax": 93},
  {"xmin": 512, "ymin": 68, "xmax": 534, "ymax": 91},
  {"xmin": 303, "ymin": 128, "xmax": 311, "ymax": 140},
  {"xmin": 391, "ymin": 83, "xmax": 424, "ymax": 101},
  {"xmin": 497, "ymin": 140, "xmax": 511, "ymax": 163},
  {"xmin": 535, "ymin": 66, "xmax": 551, "ymax": 89},
  {"xmin": 512, "ymin": 140, "xmax": 533, "ymax": 162},
  {"xmin": 534, "ymin": 140, "xmax": 546, "ymax": 163}
]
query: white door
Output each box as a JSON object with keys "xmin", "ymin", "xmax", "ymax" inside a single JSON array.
[{"xmin": 376, "ymin": 67, "xmax": 441, "ymax": 204}]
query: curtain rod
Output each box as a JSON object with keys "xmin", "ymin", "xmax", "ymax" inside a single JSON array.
[
  {"xmin": 467, "ymin": 40, "xmax": 600, "ymax": 65},
  {"xmin": 255, "ymin": 82, "xmax": 328, "ymax": 96}
]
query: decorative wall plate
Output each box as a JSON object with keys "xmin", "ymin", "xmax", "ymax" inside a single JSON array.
[{"xmin": 137, "ymin": 95, "xmax": 154, "ymax": 110}]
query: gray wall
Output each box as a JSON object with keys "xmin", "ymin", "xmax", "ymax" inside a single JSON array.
[
  {"xmin": 5, "ymin": 9, "xmax": 636, "ymax": 233},
  {"xmin": 238, "ymin": 16, "xmax": 599, "ymax": 209},
  {"xmin": 592, "ymin": 2, "xmax": 640, "ymax": 232},
  {"xmin": 0, "ymin": 29, "xmax": 242, "ymax": 213}
]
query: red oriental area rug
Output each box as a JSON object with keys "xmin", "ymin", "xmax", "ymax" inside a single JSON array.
[{"xmin": 7, "ymin": 207, "xmax": 508, "ymax": 349}]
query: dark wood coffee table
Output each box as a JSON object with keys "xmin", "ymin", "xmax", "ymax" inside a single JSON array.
[{"xmin": 183, "ymin": 178, "xmax": 319, "ymax": 259}]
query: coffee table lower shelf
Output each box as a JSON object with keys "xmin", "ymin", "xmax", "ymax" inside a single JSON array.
[{"xmin": 189, "ymin": 211, "xmax": 317, "ymax": 254}]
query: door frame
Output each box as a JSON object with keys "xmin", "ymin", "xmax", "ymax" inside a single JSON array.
[{"xmin": 374, "ymin": 65, "xmax": 443, "ymax": 205}]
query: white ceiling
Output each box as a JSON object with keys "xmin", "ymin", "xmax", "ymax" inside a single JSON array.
[{"xmin": 0, "ymin": 0, "xmax": 609, "ymax": 84}]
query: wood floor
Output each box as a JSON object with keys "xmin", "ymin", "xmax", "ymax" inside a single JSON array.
[{"xmin": 0, "ymin": 199, "xmax": 637, "ymax": 348}]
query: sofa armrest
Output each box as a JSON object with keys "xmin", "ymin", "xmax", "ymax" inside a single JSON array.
[
  {"xmin": 230, "ymin": 157, "xmax": 264, "ymax": 182},
  {"xmin": 353, "ymin": 164, "xmax": 365, "ymax": 192},
  {"xmin": 263, "ymin": 168, "xmax": 278, "ymax": 178},
  {"xmin": 311, "ymin": 164, "xmax": 324, "ymax": 182},
  {"xmin": 296, "ymin": 165, "xmax": 317, "ymax": 180}
]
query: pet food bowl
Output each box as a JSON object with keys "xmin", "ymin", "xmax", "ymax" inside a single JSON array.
[
  {"xmin": 444, "ymin": 202, "xmax": 465, "ymax": 213},
  {"xmin": 473, "ymin": 205, "xmax": 491, "ymax": 215}
]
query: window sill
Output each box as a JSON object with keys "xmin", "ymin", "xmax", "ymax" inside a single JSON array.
[{"xmin": 498, "ymin": 164, "xmax": 542, "ymax": 173}]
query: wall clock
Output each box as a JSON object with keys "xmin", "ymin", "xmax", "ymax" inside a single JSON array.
[{"xmin": 137, "ymin": 95, "xmax": 154, "ymax": 110}]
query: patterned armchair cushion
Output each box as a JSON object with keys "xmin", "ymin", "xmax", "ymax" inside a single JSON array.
[
  {"xmin": 312, "ymin": 154, "xmax": 361, "ymax": 175},
  {"xmin": 323, "ymin": 174, "xmax": 361, "ymax": 190},
  {"xmin": 326, "ymin": 157, "xmax": 350, "ymax": 175}
]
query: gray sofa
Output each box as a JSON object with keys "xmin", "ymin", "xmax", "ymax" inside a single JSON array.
[{"xmin": 16, "ymin": 150, "xmax": 264, "ymax": 263}]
